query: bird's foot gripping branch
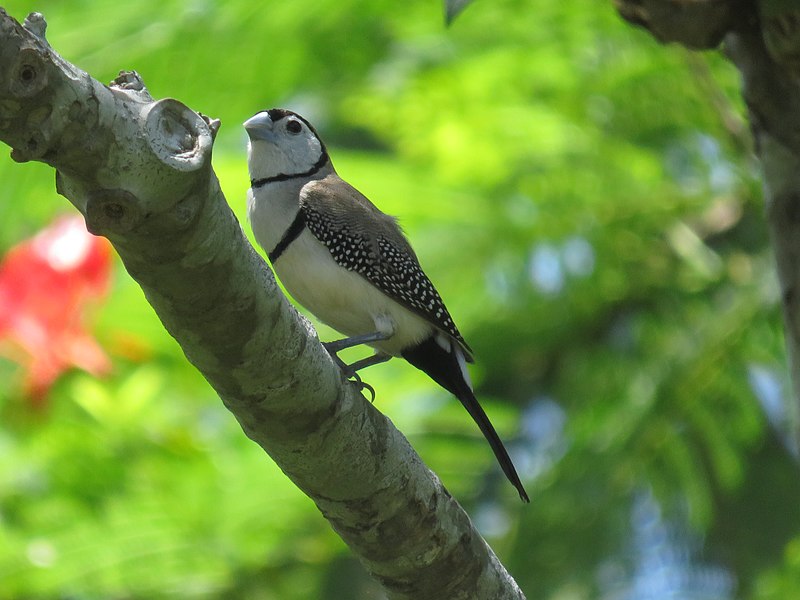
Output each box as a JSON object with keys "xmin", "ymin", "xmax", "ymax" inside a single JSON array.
[{"xmin": 0, "ymin": 10, "xmax": 526, "ymax": 599}]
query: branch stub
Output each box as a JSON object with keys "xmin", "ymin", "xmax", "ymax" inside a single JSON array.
[{"xmin": 143, "ymin": 99, "xmax": 213, "ymax": 172}]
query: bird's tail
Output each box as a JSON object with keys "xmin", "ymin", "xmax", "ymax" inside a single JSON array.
[{"xmin": 402, "ymin": 335, "xmax": 530, "ymax": 502}]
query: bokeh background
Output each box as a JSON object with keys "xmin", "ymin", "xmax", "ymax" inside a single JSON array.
[{"xmin": 1, "ymin": 1, "xmax": 799, "ymax": 598}]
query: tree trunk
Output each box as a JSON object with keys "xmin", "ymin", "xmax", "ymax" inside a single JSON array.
[
  {"xmin": 0, "ymin": 9, "xmax": 525, "ymax": 600},
  {"xmin": 615, "ymin": 0, "xmax": 800, "ymax": 448}
]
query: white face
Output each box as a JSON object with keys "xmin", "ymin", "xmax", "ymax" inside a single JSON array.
[{"xmin": 244, "ymin": 109, "xmax": 326, "ymax": 181}]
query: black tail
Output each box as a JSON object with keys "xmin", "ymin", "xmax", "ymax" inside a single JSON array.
[{"xmin": 402, "ymin": 336, "xmax": 529, "ymax": 502}]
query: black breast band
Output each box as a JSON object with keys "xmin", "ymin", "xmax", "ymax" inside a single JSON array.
[{"xmin": 268, "ymin": 209, "xmax": 306, "ymax": 263}]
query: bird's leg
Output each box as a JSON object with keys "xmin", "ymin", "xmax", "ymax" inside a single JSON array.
[
  {"xmin": 323, "ymin": 332, "xmax": 392, "ymax": 402},
  {"xmin": 344, "ymin": 352, "xmax": 392, "ymax": 374},
  {"xmin": 323, "ymin": 331, "xmax": 391, "ymax": 354}
]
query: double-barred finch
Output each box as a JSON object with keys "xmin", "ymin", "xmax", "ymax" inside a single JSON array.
[{"xmin": 244, "ymin": 108, "xmax": 529, "ymax": 502}]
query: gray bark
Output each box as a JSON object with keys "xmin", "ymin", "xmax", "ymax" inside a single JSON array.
[{"xmin": 0, "ymin": 9, "xmax": 526, "ymax": 600}]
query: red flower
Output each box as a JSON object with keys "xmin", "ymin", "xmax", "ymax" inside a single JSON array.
[{"xmin": 0, "ymin": 216, "xmax": 113, "ymax": 405}]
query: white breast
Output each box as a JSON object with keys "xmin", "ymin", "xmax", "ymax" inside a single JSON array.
[{"xmin": 273, "ymin": 230, "xmax": 434, "ymax": 356}]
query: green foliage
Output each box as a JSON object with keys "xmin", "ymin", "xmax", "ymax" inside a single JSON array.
[{"xmin": 0, "ymin": 0, "xmax": 797, "ymax": 598}]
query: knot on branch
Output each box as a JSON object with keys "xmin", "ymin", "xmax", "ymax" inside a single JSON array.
[
  {"xmin": 615, "ymin": 0, "xmax": 740, "ymax": 50},
  {"xmin": 0, "ymin": 28, "xmax": 55, "ymax": 162},
  {"xmin": 9, "ymin": 128, "xmax": 48, "ymax": 162},
  {"xmin": 85, "ymin": 188, "xmax": 143, "ymax": 236},
  {"xmin": 9, "ymin": 47, "xmax": 48, "ymax": 98}
]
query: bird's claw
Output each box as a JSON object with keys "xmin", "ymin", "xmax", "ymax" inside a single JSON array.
[
  {"xmin": 346, "ymin": 370, "xmax": 376, "ymax": 403},
  {"xmin": 322, "ymin": 341, "xmax": 384, "ymax": 402}
]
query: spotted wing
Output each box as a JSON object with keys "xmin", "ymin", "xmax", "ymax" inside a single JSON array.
[{"xmin": 300, "ymin": 175, "xmax": 473, "ymax": 360}]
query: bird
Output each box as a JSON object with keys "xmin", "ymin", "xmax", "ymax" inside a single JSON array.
[{"xmin": 244, "ymin": 108, "xmax": 529, "ymax": 502}]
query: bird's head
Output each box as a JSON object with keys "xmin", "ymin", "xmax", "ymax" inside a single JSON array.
[{"xmin": 244, "ymin": 108, "xmax": 329, "ymax": 181}]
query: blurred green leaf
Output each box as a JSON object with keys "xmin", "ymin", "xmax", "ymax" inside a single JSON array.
[{"xmin": 0, "ymin": 0, "xmax": 794, "ymax": 598}]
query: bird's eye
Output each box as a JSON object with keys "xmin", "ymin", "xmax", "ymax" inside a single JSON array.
[{"xmin": 286, "ymin": 120, "xmax": 302, "ymax": 134}]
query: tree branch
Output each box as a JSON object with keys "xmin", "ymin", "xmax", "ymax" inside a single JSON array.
[
  {"xmin": 0, "ymin": 9, "xmax": 525, "ymax": 599},
  {"xmin": 614, "ymin": 0, "xmax": 740, "ymax": 50}
]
